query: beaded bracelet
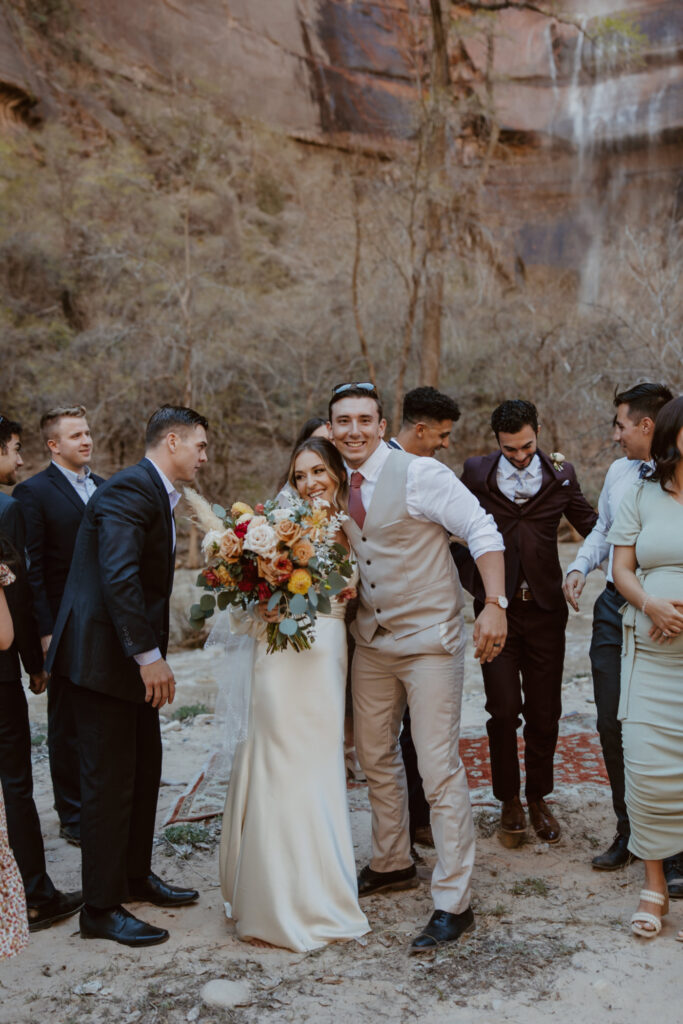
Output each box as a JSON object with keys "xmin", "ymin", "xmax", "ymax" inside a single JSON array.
[{"xmin": 641, "ymin": 596, "xmax": 649, "ymax": 615}]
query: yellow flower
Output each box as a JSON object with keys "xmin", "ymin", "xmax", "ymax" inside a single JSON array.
[
  {"xmin": 287, "ymin": 569, "xmax": 313, "ymax": 595},
  {"xmin": 231, "ymin": 501, "xmax": 254, "ymax": 518}
]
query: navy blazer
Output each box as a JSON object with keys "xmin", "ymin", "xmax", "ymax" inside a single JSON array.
[
  {"xmin": 46, "ymin": 459, "xmax": 175, "ymax": 703},
  {"xmin": 0, "ymin": 493, "xmax": 44, "ymax": 682},
  {"xmin": 454, "ymin": 449, "xmax": 598, "ymax": 612},
  {"xmin": 13, "ymin": 463, "xmax": 104, "ymax": 636}
]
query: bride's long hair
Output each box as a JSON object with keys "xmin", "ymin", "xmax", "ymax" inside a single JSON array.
[{"xmin": 287, "ymin": 437, "xmax": 349, "ymax": 510}]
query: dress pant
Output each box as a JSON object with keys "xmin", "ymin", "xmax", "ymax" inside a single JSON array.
[
  {"xmin": 399, "ymin": 708, "xmax": 430, "ymax": 842},
  {"xmin": 47, "ymin": 671, "xmax": 81, "ymax": 830},
  {"xmin": 0, "ymin": 680, "xmax": 56, "ymax": 906},
  {"xmin": 352, "ymin": 622, "xmax": 475, "ymax": 915},
  {"xmin": 479, "ymin": 597, "xmax": 567, "ymax": 803},
  {"xmin": 70, "ymin": 682, "xmax": 162, "ymax": 909},
  {"xmin": 589, "ymin": 586, "xmax": 629, "ymax": 837}
]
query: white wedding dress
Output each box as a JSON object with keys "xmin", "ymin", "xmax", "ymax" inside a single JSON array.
[{"xmin": 218, "ymin": 574, "xmax": 369, "ymax": 952}]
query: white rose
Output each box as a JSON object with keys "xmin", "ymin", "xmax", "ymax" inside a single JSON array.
[
  {"xmin": 271, "ymin": 507, "xmax": 294, "ymax": 523},
  {"xmin": 202, "ymin": 530, "xmax": 223, "ymax": 557},
  {"xmin": 243, "ymin": 520, "xmax": 277, "ymax": 557},
  {"xmin": 236, "ymin": 512, "xmax": 255, "ymax": 527}
]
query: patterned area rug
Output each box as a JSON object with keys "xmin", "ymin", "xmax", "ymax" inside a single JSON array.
[{"xmin": 165, "ymin": 732, "xmax": 608, "ymax": 825}]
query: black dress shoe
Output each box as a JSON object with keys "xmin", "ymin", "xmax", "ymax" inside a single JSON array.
[
  {"xmin": 127, "ymin": 872, "xmax": 199, "ymax": 907},
  {"xmin": 80, "ymin": 905, "xmax": 169, "ymax": 946},
  {"xmin": 28, "ymin": 889, "xmax": 83, "ymax": 932},
  {"xmin": 592, "ymin": 833, "xmax": 635, "ymax": 871},
  {"xmin": 59, "ymin": 824, "xmax": 81, "ymax": 847},
  {"xmin": 357, "ymin": 863, "xmax": 418, "ymax": 897},
  {"xmin": 664, "ymin": 853, "xmax": 683, "ymax": 899},
  {"xmin": 410, "ymin": 908, "xmax": 475, "ymax": 953},
  {"xmin": 414, "ymin": 824, "xmax": 435, "ymax": 848}
]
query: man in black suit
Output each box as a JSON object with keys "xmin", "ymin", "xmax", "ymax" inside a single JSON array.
[
  {"xmin": 14, "ymin": 405, "xmax": 104, "ymax": 846},
  {"xmin": 455, "ymin": 400, "xmax": 597, "ymax": 845},
  {"xmin": 47, "ymin": 405, "xmax": 209, "ymax": 946},
  {"xmin": 0, "ymin": 414, "xmax": 82, "ymax": 931}
]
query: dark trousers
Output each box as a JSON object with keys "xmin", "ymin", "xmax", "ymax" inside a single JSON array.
[
  {"xmin": 70, "ymin": 682, "xmax": 162, "ymax": 908},
  {"xmin": 400, "ymin": 707, "xmax": 430, "ymax": 842},
  {"xmin": 589, "ymin": 586, "xmax": 629, "ymax": 837},
  {"xmin": 0, "ymin": 680, "xmax": 56, "ymax": 906},
  {"xmin": 479, "ymin": 597, "xmax": 567, "ymax": 802},
  {"xmin": 47, "ymin": 671, "xmax": 81, "ymax": 829}
]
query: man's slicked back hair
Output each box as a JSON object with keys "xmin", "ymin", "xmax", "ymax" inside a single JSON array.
[
  {"xmin": 145, "ymin": 405, "xmax": 209, "ymax": 448},
  {"xmin": 613, "ymin": 382, "xmax": 674, "ymax": 424},
  {"xmin": 402, "ymin": 386, "xmax": 460, "ymax": 426}
]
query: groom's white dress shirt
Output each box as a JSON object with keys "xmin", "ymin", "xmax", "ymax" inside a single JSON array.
[
  {"xmin": 351, "ymin": 442, "xmax": 503, "ymax": 561},
  {"xmin": 134, "ymin": 458, "xmax": 181, "ymax": 667},
  {"xmin": 566, "ymin": 456, "xmax": 652, "ymax": 585}
]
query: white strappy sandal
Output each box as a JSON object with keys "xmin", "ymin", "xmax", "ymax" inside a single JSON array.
[{"xmin": 631, "ymin": 888, "xmax": 669, "ymax": 939}]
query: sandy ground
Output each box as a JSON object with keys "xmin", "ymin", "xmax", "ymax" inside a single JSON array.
[{"xmin": 1, "ymin": 544, "xmax": 681, "ymax": 1023}]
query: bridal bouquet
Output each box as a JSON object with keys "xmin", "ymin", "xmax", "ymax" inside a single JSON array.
[{"xmin": 185, "ymin": 491, "xmax": 354, "ymax": 653}]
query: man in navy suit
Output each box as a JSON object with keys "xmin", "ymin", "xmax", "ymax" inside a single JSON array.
[
  {"xmin": 14, "ymin": 405, "xmax": 104, "ymax": 845},
  {"xmin": 0, "ymin": 414, "xmax": 82, "ymax": 932},
  {"xmin": 47, "ymin": 405, "xmax": 208, "ymax": 947},
  {"xmin": 455, "ymin": 400, "xmax": 597, "ymax": 845}
]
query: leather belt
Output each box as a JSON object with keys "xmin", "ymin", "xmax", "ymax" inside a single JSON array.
[
  {"xmin": 514, "ymin": 587, "xmax": 534, "ymax": 602},
  {"xmin": 606, "ymin": 581, "xmax": 616, "ymax": 593}
]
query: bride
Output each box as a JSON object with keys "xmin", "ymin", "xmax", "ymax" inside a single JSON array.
[{"xmin": 218, "ymin": 437, "xmax": 370, "ymax": 951}]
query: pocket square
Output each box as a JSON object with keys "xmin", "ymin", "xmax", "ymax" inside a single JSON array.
[{"xmin": 562, "ymin": 479, "xmax": 570, "ymax": 486}]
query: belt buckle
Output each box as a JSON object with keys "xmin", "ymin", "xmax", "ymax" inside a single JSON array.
[{"xmin": 520, "ymin": 588, "xmax": 532, "ymax": 602}]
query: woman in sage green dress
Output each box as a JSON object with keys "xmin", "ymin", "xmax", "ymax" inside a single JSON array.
[{"xmin": 610, "ymin": 395, "xmax": 683, "ymax": 941}]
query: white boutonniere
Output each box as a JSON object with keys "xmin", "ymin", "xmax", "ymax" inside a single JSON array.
[{"xmin": 550, "ymin": 452, "xmax": 566, "ymax": 473}]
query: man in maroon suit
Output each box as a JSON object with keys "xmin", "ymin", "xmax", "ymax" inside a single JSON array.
[{"xmin": 455, "ymin": 400, "xmax": 597, "ymax": 846}]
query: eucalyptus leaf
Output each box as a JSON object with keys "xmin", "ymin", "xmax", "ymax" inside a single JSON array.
[
  {"xmin": 267, "ymin": 591, "xmax": 283, "ymax": 611},
  {"xmin": 202, "ymin": 607, "xmax": 215, "ymax": 618},
  {"xmin": 189, "ymin": 617, "xmax": 205, "ymax": 631},
  {"xmin": 307, "ymin": 588, "xmax": 318, "ymax": 608},
  {"xmin": 212, "ymin": 503, "xmax": 226, "ymax": 519},
  {"xmin": 332, "ymin": 542, "xmax": 348, "ymax": 558},
  {"xmin": 196, "ymin": 573, "xmax": 207, "ymax": 587},
  {"xmin": 316, "ymin": 593, "xmax": 331, "ymax": 616},
  {"xmin": 289, "ymin": 593, "xmax": 307, "ymax": 616},
  {"xmin": 307, "ymin": 557, "xmax": 319, "ymax": 571},
  {"xmin": 307, "ymin": 600, "xmax": 318, "ymax": 619},
  {"xmin": 199, "ymin": 593, "xmax": 215, "ymax": 611},
  {"xmin": 190, "ymin": 603, "xmax": 204, "ymax": 619},
  {"xmin": 339, "ymin": 561, "xmax": 353, "ymax": 578},
  {"xmin": 279, "ymin": 618, "xmax": 299, "ymax": 636},
  {"xmin": 216, "ymin": 591, "xmax": 230, "ymax": 611},
  {"xmin": 326, "ymin": 571, "xmax": 346, "ymax": 595}
]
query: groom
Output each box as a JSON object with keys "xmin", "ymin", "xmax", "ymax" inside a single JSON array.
[
  {"xmin": 329, "ymin": 383, "xmax": 507, "ymax": 952},
  {"xmin": 47, "ymin": 405, "xmax": 208, "ymax": 946}
]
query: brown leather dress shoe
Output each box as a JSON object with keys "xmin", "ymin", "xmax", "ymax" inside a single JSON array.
[
  {"xmin": 528, "ymin": 799, "xmax": 561, "ymax": 843},
  {"xmin": 501, "ymin": 796, "xmax": 526, "ymax": 834}
]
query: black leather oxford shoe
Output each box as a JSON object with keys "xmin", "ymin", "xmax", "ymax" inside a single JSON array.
[
  {"xmin": 357, "ymin": 863, "xmax": 418, "ymax": 897},
  {"xmin": 80, "ymin": 905, "xmax": 169, "ymax": 946},
  {"xmin": 127, "ymin": 872, "xmax": 199, "ymax": 907},
  {"xmin": 410, "ymin": 908, "xmax": 475, "ymax": 953},
  {"xmin": 28, "ymin": 890, "xmax": 83, "ymax": 932},
  {"xmin": 591, "ymin": 833, "xmax": 635, "ymax": 871}
]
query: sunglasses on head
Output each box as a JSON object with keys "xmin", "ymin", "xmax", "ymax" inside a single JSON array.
[{"xmin": 332, "ymin": 381, "xmax": 378, "ymax": 397}]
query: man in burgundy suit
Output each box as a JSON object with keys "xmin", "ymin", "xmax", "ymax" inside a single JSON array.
[{"xmin": 455, "ymin": 400, "xmax": 597, "ymax": 845}]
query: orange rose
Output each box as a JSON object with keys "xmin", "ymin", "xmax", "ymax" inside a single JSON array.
[
  {"xmin": 275, "ymin": 519, "xmax": 302, "ymax": 546},
  {"xmin": 258, "ymin": 555, "xmax": 294, "ymax": 586},
  {"xmin": 218, "ymin": 529, "xmax": 243, "ymax": 562},
  {"xmin": 291, "ymin": 539, "xmax": 315, "ymax": 565},
  {"xmin": 215, "ymin": 565, "xmax": 234, "ymax": 585}
]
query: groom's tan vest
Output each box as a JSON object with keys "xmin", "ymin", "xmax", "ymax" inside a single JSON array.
[{"xmin": 343, "ymin": 450, "xmax": 464, "ymax": 644}]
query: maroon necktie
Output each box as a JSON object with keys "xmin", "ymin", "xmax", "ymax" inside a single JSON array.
[{"xmin": 349, "ymin": 471, "xmax": 366, "ymax": 529}]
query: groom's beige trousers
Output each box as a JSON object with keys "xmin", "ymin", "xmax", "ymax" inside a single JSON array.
[{"xmin": 352, "ymin": 620, "xmax": 475, "ymax": 915}]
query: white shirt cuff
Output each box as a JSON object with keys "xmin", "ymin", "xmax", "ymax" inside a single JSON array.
[{"xmin": 134, "ymin": 648, "xmax": 162, "ymax": 666}]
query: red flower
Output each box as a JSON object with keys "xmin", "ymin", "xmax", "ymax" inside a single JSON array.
[
  {"xmin": 254, "ymin": 503, "xmax": 265, "ymax": 514},
  {"xmin": 257, "ymin": 582, "xmax": 272, "ymax": 602},
  {"xmin": 237, "ymin": 579, "xmax": 255, "ymax": 592},
  {"xmin": 203, "ymin": 568, "xmax": 220, "ymax": 587},
  {"xmin": 234, "ymin": 521, "xmax": 249, "ymax": 539}
]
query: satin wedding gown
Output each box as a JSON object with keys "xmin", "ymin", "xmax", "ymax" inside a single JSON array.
[{"xmin": 218, "ymin": 576, "xmax": 369, "ymax": 952}]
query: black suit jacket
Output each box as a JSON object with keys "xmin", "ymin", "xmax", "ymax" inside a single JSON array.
[
  {"xmin": 13, "ymin": 463, "xmax": 104, "ymax": 636},
  {"xmin": 0, "ymin": 493, "xmax": 44, "ymax": 682},
  {"xmin": 455, "ymin": 450, "xmax": 598, "ymax": 612},
  {"xmin": 46, "ymin": 459, "xmax": 175, "ymax": 703}
]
